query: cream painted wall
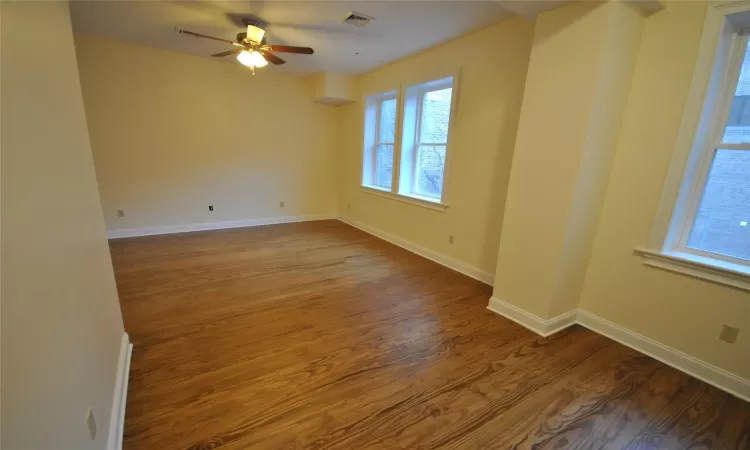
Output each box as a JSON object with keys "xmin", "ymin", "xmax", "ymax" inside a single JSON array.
[
  {"xmin": 492, "ymin": 2, "xmax": 643, "ymax": 318},
  {"xmin": 579, "ymin": 1, "xmax": 750, "ymax": 379},
  {"xmin": 309, "ymin": 72, "xmax": 355, "ymax": 105},
  {"xmin": 74, "ymin": 34, "xmax": 338, "ymax": 232},
  {"xmin": 551, "ymin": 2, "xmax": 644, "ymax": 317},
  {"xmin": 338, "ymin": 17, "xmax": 535, "ymax": 277},
  {"xmin": 1, "ymin": 2, "xmax": 125, "ymax": 449}
]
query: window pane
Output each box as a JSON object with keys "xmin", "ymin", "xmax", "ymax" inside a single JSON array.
[
  {"xmin": 379, "ymin": 98, "xmax": 397, "ymax": 143},
  {"xmin": 722, "ymin": 41, "xmax": 750, "ymax": 143},
  {"xmin": 375, "ymin": 144, "xmax": 393, "ymax": 188},
  {"xmin": 419, "ymin": 88, "xmax": 452, "ymax": 143},
  {"xmin": 687, "ymin": 149, "xmax": 750, "ymax": 260},
  {"xmin": 415, "ymin": 144, "xmax": 446, "ymax": 198}
]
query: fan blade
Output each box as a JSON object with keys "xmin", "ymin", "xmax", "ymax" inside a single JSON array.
[
  {"xmin": 260, "ymin": 51, "xmax": 285, "ymax": 65},
  {"xmin": 179, "ymin": 29, "xmax": 242, "ymax": 46},
  {"xmin": 213, "ymin": 48, "xmax": 242, "ymax": 58},
  {"xmin": 264, "ymin": 45, "xmax": 314, "ymax": 54}
]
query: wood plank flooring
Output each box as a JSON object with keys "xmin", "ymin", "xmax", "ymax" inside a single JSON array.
[{"xmin": 109, "ymin": 220, "xmax": 750, "ymax": 449}]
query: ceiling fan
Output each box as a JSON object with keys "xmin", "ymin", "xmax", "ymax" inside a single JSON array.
[{"xmin": 178, "ymin": 19, "xmax": 314, "ymax": 74}]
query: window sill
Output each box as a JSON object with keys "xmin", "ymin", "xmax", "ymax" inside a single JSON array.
[
  {"xmin": 361, "ymin": 186, "xmax": 449, "ymax": 212},
  {"xmin": 634, "ymin": 247, "xmax": 750, "ymax": 291}
]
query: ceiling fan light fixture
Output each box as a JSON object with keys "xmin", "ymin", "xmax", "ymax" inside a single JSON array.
[
  {"xmin": 237, "ymin": 50, "xmax": 268, "ymax": 68},
  {"xmin": 246, "ymin": 24, "xmax": 265, "ymax": 44}
]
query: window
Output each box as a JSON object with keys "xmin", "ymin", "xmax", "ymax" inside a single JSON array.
[
  {"xmin": 674, "ymin": 34, "xmax": 750, "ymax": 265},
  {"xmin": 361, "ymin": 76, "xmax": 456, "ymax": 208},
  {"xmin": 642, "ymin": 5, "xmax": 750, "ymax": 290},
  {"xmin": 362, "ymin": 92, "xmax": 397, "ymax": 190},
  {"xmin": 686, "ymin": 150, "xmax": 750, "ymax": 260}
]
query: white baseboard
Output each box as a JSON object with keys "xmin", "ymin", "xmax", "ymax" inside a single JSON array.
[
  {"xmin": 338, "ymin": 216, "xmax": 494, "ymax": 285},
  {"xmin": 108, "ymin": 333, "xmax": 133, "ymax": 450},
  {"xmin": 108, "ymin": 214, "xmax": 336, "ymax": 239},
  {"xmin": 576, "ymin": 310, "xmax": 750, "ymax": 403},
  {"xmin": 487, "ymin": 297, "xmax": 577, "ymax": 337},
  {"xmin": 486, "ymin": 296, "xmax": 750, "ymax": 402}
]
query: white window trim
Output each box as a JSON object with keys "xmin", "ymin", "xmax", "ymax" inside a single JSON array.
[
  {"xmin": 407, "ymin": 78, "xmax": 454, "ymax": 201},
  {"xmin": 635, "ymin": 247, "xmax": 750, "ymax": 291},
  {"xmin": 359, "ymin": 71, "xmax": 460, "ymax": 211},
  {"xmin": 361, "ymin": 186, "xmax": 449, "ymax": 212},
  {"xmin": 372, "ymin": 94, "xmax": 397, "ymax": 190},
  {"xmin": 362, "ymin": 92, "xmax": 398, "ymax": 190},
  {"xmin": 639, "ymin": 1, "xmax": 750, "ymax": 292}
]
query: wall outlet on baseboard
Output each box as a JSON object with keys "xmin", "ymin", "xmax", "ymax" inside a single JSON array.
[
  {"xmin": 448, "ymin": 235, "xmax": 454, "ymax": 244},
  {"xmin": 280, "ymin": 201, "xmax": 285, "ymax": 208},
  {"xmin": 208, "ymin": 205, "xmax": 214, "ymax": 211},
  {"xmin": 117, "ymin": 209, "xmax": 125, "ymax": 218},
  {"xmin": 719, "ymin": 325, "xmax": 739, "ymax": 344},
  {"xmin": 85, "ymin": 408, "xmax": 96, "ymax": 440}
]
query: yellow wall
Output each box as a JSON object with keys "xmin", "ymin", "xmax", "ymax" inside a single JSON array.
[
  {"xmin": 492, "ymin": 2, "xmax": 644, "ymax": 318},
  {"xmin": 552, "ymin": 2, "xmax": 643, "ymax": 317},
  {"xmin": 75, "ymin": 34, "xmax": 338, "ymax": 232},
  {"xmin": 338, "ymin": 17, "xmax": 535, "ymax": 277},
  {"xmin": 1, "ymin": 3, "xmax": 125, "ymax": 448},
  {"xmin": 579, "ymin": 1, "xmax": 750, "ymax": 379},
  {"xmin": 309, "ymin": 72, "xmax": 355, "ymax": 105}
]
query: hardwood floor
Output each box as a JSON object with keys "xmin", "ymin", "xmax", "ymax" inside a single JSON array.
[{"xmin": 110, "ymin": 220, "xmax": 750, "ymax": 449}]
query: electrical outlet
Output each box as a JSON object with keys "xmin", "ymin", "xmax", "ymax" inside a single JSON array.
[
  {"xmin": 208, "ymin": 205, "xmax": 214, "ymax": 212},
  {"xmin": 448, "ymin": 235, "xmax": 454, "ymax": 244},
  {"xmin": 348, "ymin": 203, "xmax": 351, "ymax": 209},
  {"xmin": 280, "ymin": 201, "xmax": 285, "ymax": 208},
  {"xmin": 719, "ymin": 325, "xmax": 739, "ymax": 344},
  {"xmin": 85, "ymin": 408, "xmax": 96, "ymax": 440},
  {"xmin": 117, "ymin": 209, "xmax": 124, "ymax": 218}
]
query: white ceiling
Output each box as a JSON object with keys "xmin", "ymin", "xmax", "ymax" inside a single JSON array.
[{"xmin": 70, "ymin": 1, "xmax": 561, "ymax": 74}]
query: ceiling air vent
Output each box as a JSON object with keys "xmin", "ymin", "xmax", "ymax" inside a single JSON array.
[{"xmin": 342, "ymin": 11, "xmax": 375, "ymax": 27}]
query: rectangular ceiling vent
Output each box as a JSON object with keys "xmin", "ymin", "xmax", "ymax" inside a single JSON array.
[{"xmin": 343, "ymin": 11, "xmax": 375, "ymax": 27}]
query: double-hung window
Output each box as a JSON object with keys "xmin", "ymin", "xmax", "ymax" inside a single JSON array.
[
  {"xmin": 680, "ymin": 35, "xmax": 750, "ymax": 264},
  {"xmin": 642, "ymin": 4, "xmax": 750, "ymax": 290},
  {"xmin": 362, "ymin": 76, "xmax": 457, "ymax": 208},
  {"xmin": 362, "ymin": 92, "xmax": 398, "ymax": 190}
]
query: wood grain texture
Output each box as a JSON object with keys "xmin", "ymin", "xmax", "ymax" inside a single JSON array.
[{"xmin": 109, "ymin": 220, "xmax": 750, "ymax": 450}]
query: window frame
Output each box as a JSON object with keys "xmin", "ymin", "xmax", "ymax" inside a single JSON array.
[
  {"xmin": 360, "ymin": 74, "xmax": 460, "ymax": 211},
  {"xmin": 370, "ymin": 93, "xmax": 398, "ymax": 190},
  {"xmin": 409, "ymin": 79, "xmax": 454, "ymax": 200},
  {"xmin": 638, "ymin": 2, "xmax": 750, "ymax": 291},
  {"xmin": 361, "ymin": 90, "xmax": 399, "ymax": 192},
  {"xmin": 671, "ymin": 32, "xmax": 750, "ymax": 267},
  {"xmin": 359, "ymin": 73, "xmax": 458, "ymax": 211}
]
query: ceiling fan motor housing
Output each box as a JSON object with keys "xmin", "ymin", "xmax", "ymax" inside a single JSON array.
[
  {"xmin": 236, "ymin": 32, "xmax": 267, "ymax": 46},
  {"xmin": 240, "ymin": 18, "xmax": 266, "ymax": 45}
]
